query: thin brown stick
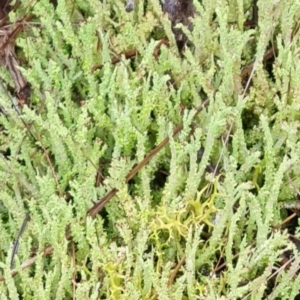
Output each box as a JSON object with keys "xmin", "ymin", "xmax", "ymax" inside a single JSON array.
[
  {"xmin": 152, "ymin": 254, "xmax": 186, "ymax": 300},
  {"xmin": 91, "ymin": 49, "xmax": 138, "ymax": 72},
  {"xmin": 0, "ymin": 246, "xmax": 53, "ymax": 281},
  {"xmin": 240, "ymin": 46, "xmax": 277, "ymax": 81},
  {"xmin": 212, "ymin": 245, "xmax": 225, "ymax": 277},
  {"xmin": 273, "ymin": 213, "xmax": 297, "ymax": 230},
  {"xmin": 167, "ymin": 254, "xmax": 186, "ymax": 286},
  {"xmin": 241, "ymin": 256, "xmax": 296, "ymax": 300},
  {"xmin": 10, "ymin": 215, "xmax": 30, "ymax": 269},
  {"xmin": 34, "ymin": 130, "xmax": 63, "ymax": 197}
]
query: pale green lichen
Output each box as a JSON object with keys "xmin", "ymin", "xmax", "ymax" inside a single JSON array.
[{"xmin": 1, "ymin": 0, "xmax": 300, "ymax": 299}]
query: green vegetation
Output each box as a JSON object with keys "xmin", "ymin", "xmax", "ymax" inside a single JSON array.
[{"xmin": 1, "ymin": 0, "xmax": 300, "ymax": 299}]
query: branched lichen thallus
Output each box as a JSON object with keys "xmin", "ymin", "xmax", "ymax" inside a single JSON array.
[{"xmin": 125, "ymin": 0, "xmax": 196, "ymax": 49}]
